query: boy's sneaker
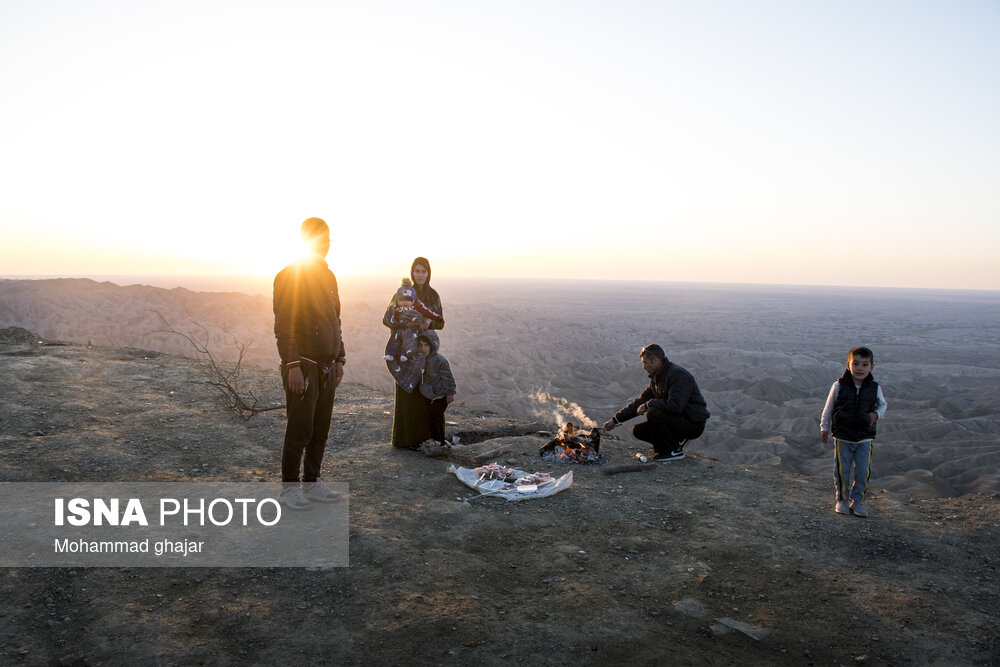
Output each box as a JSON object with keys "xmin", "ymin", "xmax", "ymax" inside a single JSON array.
[
  {"xmin": 850, "ymin": 501, "xmax": 868, "ymax": 517},
  {"xmin": 303, "ymin": 478, "xmax": 342, "ymax": 503},
  {"xmin": 383, "ymin": 354, "xmax": 394, "ymax": 361},
  {"xmin": 835, "ymin": 501, "xmax": 850, "ymax": 515},
  {"xmin": 653, "ymin": 449, "xmax": 685, "ymax": 462},
  {"xmin": 399, "ymin": 354, "xmax": 408, "ymax": 362},
  {"xmin": 279, "ymin": 486, "xmax": 312, "ymax": 511}
]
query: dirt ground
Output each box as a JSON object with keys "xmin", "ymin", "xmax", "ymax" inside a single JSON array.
[{"xmin": 0, "ymin": 333, "xmax": 998, "ymax": 666}]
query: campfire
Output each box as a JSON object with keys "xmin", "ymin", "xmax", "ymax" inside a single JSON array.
[{"xmin": 539, "ymin": 423, "xmax": 602, "ymax": 464}]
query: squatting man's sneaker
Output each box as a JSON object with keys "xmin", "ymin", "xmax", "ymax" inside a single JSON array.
[
  {"xmin": 303, "ymin": 478, "xmax": 342, "ymax": 503},
  {"xmin": 835, "ymin": 501, "xmax": 850, "ymax": 515},
  {"xmin": 278, "ymin": 486, "xmax": 312, "ymax": 511},
  {"xmin": 850, "ymin": 501, "xmax": 868, "ymax": 518},
  {"xmin": 653, "ymin": 449, "xmax": 685, "ymax": 462}
]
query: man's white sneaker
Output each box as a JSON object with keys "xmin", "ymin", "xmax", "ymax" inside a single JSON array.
[
  {"xmin": 850, "ymin": 501, "xmax": 868, "ymax": 518},
  {"xmin": 303, "ymin": 478, "xmax": 342, "ymax": 503},
  {"xmin": 279, "ymin": 486, "xmax": 312, "ymax": 511},
  {"xmin": 835, "ymin": 501, "xmax": 850, "ymax": 515}
]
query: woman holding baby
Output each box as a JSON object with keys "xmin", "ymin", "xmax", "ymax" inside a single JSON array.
[{"xmin": 383, "ymin": 257, "xmax": 445, "ymax": 449}]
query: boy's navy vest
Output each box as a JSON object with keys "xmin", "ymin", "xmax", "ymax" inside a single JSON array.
[{"xmin": 831, "ymin": 369, "xmax": 880, "ymax": 442}]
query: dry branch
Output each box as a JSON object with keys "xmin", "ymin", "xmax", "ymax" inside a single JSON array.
[
  {"xmin": 602, "ymin": 463, "xmax": 657, "ymax": 475},
  {"xmin": 149, "ymin": 312, "xmax": 274, "ymax": 420}
]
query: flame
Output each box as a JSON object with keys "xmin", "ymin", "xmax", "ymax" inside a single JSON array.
[{"xmin": 541, "ymin": 422, "xmax": 601, "ymax": 463}]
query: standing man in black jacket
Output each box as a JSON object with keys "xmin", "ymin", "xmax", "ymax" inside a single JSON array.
[
  {"xmin": 603, "ymin": 344, "xmax": 710, "ymax": 462},
  {"xmin": 273, "ymin": 217, "xmax": 346, "ymax": 509}
]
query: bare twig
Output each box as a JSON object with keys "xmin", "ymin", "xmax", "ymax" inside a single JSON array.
[{"xmin": 148, "ymin": 311, "xmax": 273, "ymax": 420}]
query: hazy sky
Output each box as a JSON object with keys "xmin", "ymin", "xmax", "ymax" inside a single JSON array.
[{"xmin": 2, "ymin": 1, "xmax": 998, "ymax": 289}]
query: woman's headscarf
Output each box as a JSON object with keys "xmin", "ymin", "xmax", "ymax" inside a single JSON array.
[
  {"xmin": 409, "ymin": 256, "xmax": 441, "ymax": 320},
  {"xmin": 410, "ymin": 256, "xmax": 431, "ymax": 287}
]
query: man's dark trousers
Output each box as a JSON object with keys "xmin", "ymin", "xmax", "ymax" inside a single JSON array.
[
  {"xmin": 281, "ymin": 361, "xmax": 336, "ymax": 483},
  {"xmin": 632, "ymin": 404, "xmax": 705, "ymax": 454}
]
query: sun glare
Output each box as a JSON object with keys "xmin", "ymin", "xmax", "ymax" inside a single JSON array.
[
  {"xmin": 234, "ymin": 234, "xmax": 309, "ymax": 278},
  {"xmin": 1, "ymin": 3, "xmax": 998, "ymax": 289},
  {"xmin": 235, "ymin": 226, "xmax": 387, "ymax": 278}
]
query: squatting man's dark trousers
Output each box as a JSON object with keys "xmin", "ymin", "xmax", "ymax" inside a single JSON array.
[
  {"xmin": 281, "ymin": 361, "xmax": 336, "ymax": 483},
  {"xmin": 632, "ymin": 404, "xmax": 705, "ymax": 454}
]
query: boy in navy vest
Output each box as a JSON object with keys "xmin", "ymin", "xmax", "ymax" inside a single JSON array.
[{"xmin": 820, "ymin": 346, "xmax": 887, "ymax": 517}]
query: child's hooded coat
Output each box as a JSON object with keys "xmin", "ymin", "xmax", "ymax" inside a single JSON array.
[{"xmin": 418, "ymin": 330, "xmax": 457, "ymax": 399}]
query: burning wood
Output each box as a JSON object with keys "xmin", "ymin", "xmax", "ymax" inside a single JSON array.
[{"xmin": 539, "ymin": 423, "xmax": 602, "ymax": 464}]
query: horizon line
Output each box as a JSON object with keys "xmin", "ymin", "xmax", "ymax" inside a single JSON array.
[{"xmin": 3, "ymin": 273, "xmax": 1000, "ymax": 296}]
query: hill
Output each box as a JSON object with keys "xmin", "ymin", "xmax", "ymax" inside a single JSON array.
[
  {"xmin": 3, "ymin": 277, "xmax": 1000, "ymax": 500},
  {"xmin": 0, "ymin": 335, "xmax": 997, "ymax": 665}
]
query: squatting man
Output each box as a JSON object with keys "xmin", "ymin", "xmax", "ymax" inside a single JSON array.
[{"xmin": 603, "ymin": 344, "xmax": 710, "ymax": 462}]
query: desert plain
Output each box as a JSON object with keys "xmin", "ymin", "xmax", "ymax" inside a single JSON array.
[
  {"xmin": 0, "ymin": 277, "xmax": 998, "ymax": 665},
  {"xmin": 4, "ymin": 276, "xmax": 999, "ymax": 498}
]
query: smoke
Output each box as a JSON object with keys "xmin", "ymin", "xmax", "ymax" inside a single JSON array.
[{"xmin": 528, "ymin": 389, "xmax": 596, "ymax": 428}]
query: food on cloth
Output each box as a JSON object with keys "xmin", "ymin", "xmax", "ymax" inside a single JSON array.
[
  {"xmin": 515, "ymin": 472, "xmax": 553, "ymax": 485},
  {"xmin": 448, "ymin": 464, "xmax": 574, "ymax": 502},
  {"xmin": 474, "ymin": 463, "xmax": 516, "ymax": 481}
]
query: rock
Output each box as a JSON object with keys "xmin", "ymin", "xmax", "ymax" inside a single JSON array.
[
  {"xmin": 714, "ymin": 617, "xmax": 772, "ymax": 641},
  {"xmin": 709, "ymin": 622, "xmax": 731, "ymax": 636},
  {"xmin": 554, "ymin": 545, "xmax": 585, "ymax": 554},
  {"xmin": 246, "ymin": 414, "xmax": 274, "ymax": 428},
  {"xmin": 0, "ymin": 326, "xmax": 40, "ymax": 344},
  {"xmin": 674, "ymin": 598, "xmax": 710, "ymax": 619}
]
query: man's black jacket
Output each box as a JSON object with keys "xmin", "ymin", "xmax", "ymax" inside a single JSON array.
[
  {"xmin": 273, "ymin": 257, "xmax": 346, "ymax": 367},
  {"xmin": 614, "ymin": 359, "xmax": 710, "ymax": 425}
]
